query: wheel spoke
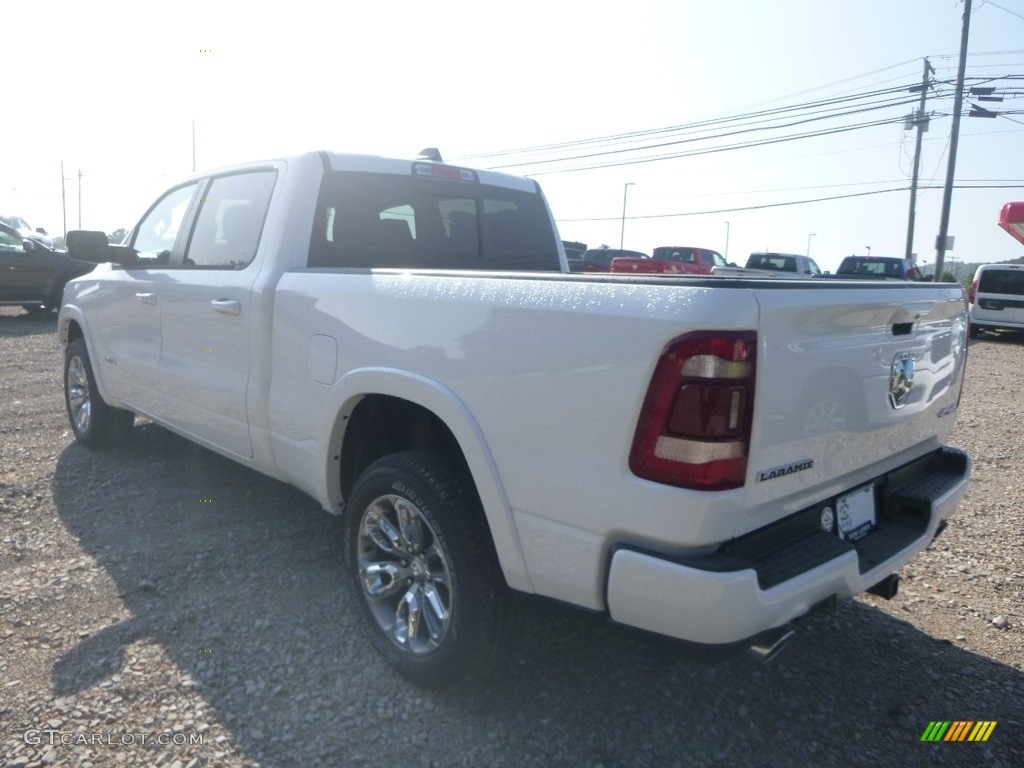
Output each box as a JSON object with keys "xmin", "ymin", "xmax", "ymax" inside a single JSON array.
[
  {"xmin": 393, "ymin": 587, "xmax": 422, "ymax": 646},
  {"xmin": 420, "ymin": 583, "xmax": 449, "ymax": 641},
  {"xmin": 364, "ymin": 503, "xmax": 407, "ymax": 556},
  {"xmin": 361, "ymin": 561, "xmax": 412, "ymax": 600},
  {"xmin": 395, "ymin": 498, "xmax": 423, "ymax": 554}
]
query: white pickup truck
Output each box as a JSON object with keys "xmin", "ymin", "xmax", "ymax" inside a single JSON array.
[
  {"xmin": 712, "ymin": 252, "xmax": 824, "ymax": 279},
  {"xmin": 58, "ymin": 150, "xmax": 971, "ymax": 687}
]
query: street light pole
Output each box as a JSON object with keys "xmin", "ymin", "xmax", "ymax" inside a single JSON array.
[
  {"xmin": 807, "ymin": 233, "xmax": 816, "ymax": 257},
  {"xmin": 620, "ymin": 183, "xmax": 635, "ymax": 249},
  {"xmin": 866, "ymin": 245, "xmax": 872, "ymax": 256},
  {"xmin": 724, "ymin": 220, "xmax": 730, "ymax": 260}
]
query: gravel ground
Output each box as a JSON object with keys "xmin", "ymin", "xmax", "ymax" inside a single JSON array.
[{"xmin": 1, "ymin": 305, "xmax": 1022, "ymax": 768}]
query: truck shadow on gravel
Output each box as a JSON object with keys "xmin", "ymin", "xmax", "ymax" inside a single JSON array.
[
  {"xmin": 0, "ymin": 309, "xmax": 58, "ymax": 337},
  {"xmin": 51, "ymin": 426, "xmax": 1023, "ymax": 767}
]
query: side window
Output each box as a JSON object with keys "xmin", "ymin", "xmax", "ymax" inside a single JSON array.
[
  {"xmin": 0, "ymin": 229, "xmax": 24, "ymax": 252},
  {"xmin": 807, "ymin": 258, "xmax": 822, "ymax": 275},
  {"xmin": 183, "ymin": 170, "xmax": 276, "ymax": 268},
  {"xmin": 131, "ymin": 183, "xmax": 200, "ymax": 264}
]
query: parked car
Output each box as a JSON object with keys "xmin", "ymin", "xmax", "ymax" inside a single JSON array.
[
  {"xmin": 968, "ymin": 263, "xmax": 1024, "ymax": 337},
  {"xmin": 562, "ymin": 240, "xmax": 588, "ymax": 273},
  {"xmin": 0, "ymin": 222, "xmax": 95, "ymax": 312},
  {"xmin": 713, "ymin": 252, "xmax": 822, "ymax": 278},
  {"xmin": 0, "ymin": 215, "xmax": 56, "ymax": 249},
  {"xmin": 611, "ymin": 246, "xmax": 727, "ymax": 275},
  {"xmin": 581, "ymin": 247, "xmax": 648, "ymax": 272},
  {"xmin": 835, "ymin": 256, "xmax": 926, "ymax": 281}
]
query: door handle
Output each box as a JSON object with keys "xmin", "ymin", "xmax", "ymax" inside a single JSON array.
[
  {"xmin": 134, "ymin": 292, "xmax": 157, "ymax": 305},
  {"xmin": 210, "ymin": 299, "xmax": 241, "ymax": 316}
]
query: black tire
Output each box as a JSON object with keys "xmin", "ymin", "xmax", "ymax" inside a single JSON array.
[
  {"xmin": 21, "ymin": 303, "xmax": 51, "ymax": 315},
  {"xmin": 64, "ymin": 337, "xmax": 135, "ymax": 448},
  {"xmin": 968, "ymin": 324, "xmax": 980, "ymax": 339},
  {"xmin": 343, "ymin": 449, "xmax": 510, "ymax": 688},
  {"xmin": 45, "ymin": 281, "xmax": 68, "ymax": 312}
]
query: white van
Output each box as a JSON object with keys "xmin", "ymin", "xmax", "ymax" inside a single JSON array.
[{"xmin": 969, "ymin": 263, "xmax": 1024, "ymax": 337}]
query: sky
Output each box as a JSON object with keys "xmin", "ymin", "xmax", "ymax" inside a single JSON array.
[{"xmin": 4, "ymin": 0, "xmax": 1023, "ymax": 275}]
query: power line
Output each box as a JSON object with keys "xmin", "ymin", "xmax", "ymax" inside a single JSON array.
[{"xmin": 554, "ymin": 182, "xmax": 1024, "ymax": 223}]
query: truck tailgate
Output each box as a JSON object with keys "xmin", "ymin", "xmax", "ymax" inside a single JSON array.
[{"xmin": 739, "ymin": 281, "xmax": 967, "ymax": 534}]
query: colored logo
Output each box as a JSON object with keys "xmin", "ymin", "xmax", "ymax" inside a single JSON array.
[{"xmin": 920, "ymin": 721, "xmax": 997, "ymax": 742}]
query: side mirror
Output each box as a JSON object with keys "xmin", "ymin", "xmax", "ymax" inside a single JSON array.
[
  {"xmin": 22, "ymin": 239, "xmax": 37, "ymax": 254},
  {"xmin": 35, "ymin": 227, "xmax": 49, "ymax": 235},
  {"xmin": 66, "ymin": 230, "xmax": 136, "ymax": 265}
]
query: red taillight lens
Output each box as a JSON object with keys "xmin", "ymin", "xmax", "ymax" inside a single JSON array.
[
  {"xmin": 969, "ymin": 280, "xmax": 978, "ymax": 305},
  {"xmin": 629, "ymin": 332, "xmax": 756, "ymax": 490}
]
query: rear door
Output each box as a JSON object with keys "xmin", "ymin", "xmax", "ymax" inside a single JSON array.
[
  {"xmin": 154, "ymin": 168, "xmax": 277, "ymax": 458},
  {"xmin": 975, "ymin": 266, "xmax": 1024, "ymax": 326},
  {"xmin": 0, "ymin": 228, "xmax": 36, "ymax": 298}
]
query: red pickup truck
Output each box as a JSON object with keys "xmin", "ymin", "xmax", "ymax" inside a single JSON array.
[{"xmin": 611, "ymin": 246, "xmax": 727, "ymax": 275}]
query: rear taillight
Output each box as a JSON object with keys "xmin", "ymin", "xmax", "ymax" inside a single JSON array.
[
  {"xmin": 968, "ymin": 279, "xmax": 978, "ymax": 305},
  {"xmin": 629, "ymin": 332, "xmax": 756, "ymax": 490}
]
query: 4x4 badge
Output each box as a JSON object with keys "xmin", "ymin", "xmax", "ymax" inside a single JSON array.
[{"xmin": 889, "ymin": 352, "xmax": 915, "ymax": 409}]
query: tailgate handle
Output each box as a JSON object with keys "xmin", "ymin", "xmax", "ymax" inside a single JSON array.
[
  {"xmin": 890, "ymin": 301, "xmax": 933, "ymax": 324},
  {"xmin": 134, "ymin": 292, "xmax": 157, "ymax": 305},
  {"xmin": 211, "ymin": 299, "xmax": 241, "ymax": 316}
]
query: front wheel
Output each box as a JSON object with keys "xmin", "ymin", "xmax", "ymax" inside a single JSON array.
[
  {"xmin": 64, "ymin": 337, "xmax": 134, "ymax": 448},
  {"xmin": 344, "ymin": 449, "xmax": 510, "ymax": 688}
]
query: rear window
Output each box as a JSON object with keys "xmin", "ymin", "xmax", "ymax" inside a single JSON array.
[
  {"xmin": 307, "ymin": 170, "xmax": 559, "ymax": 271},
  {"xmin": 748, "ymin": 254, "xmax": 796, "ymax": 271},
  {"xmin": 838, "ymin": 257, "xmax": 911, "ymax": 278},
  {"xmin": 978, "ymin": 268, "xmax": 1024, "ymax": 296}
]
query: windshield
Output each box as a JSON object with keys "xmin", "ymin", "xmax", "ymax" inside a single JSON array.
[{"xmin": 0, "ymin": 216, "xmax": 31, "ymax": 230}]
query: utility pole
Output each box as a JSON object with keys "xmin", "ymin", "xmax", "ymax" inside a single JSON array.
[
  {"xmin": 620, "ymin": 182, "xmax": 634, "ymax": 249},
  {"xmin": 935, "ymin": 0, "xmax": 972, "ymax": 279},
  {"xmin": 60, "ymin": 161, "xmax": 67, "ymax": 237},
  {"xmin": 904, "ymin": 57, "xmax": 933, "ymax": 260}
]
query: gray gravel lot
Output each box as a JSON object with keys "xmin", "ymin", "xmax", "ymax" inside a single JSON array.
[{"xmin": 1, "ymin": 305, "xmax": 1022, "ymax": 767}]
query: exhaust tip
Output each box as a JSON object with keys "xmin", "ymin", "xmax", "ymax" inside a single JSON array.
[{"xmin": 746, "ymin": 626, "xmax": 795, "ymax": 663}]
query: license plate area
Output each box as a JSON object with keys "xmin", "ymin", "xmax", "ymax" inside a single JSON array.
[{"xmin": 836, "ymin": 484, "xmax": 875, "ymax": 541}]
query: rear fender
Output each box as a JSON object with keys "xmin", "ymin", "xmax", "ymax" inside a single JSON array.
[{"xmin": 322, "ymin": 367, "xmax": 534, "ymax": 593}]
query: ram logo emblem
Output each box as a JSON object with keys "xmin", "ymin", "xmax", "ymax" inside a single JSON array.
[{"xmin": 889, "ymin": 353, "xmax": 915, "ymax": 409}]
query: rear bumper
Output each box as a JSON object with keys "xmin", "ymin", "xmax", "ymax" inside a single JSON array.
[{"xmin": 605, "ymin": 447, "xmax": 970, "ymax": 645}]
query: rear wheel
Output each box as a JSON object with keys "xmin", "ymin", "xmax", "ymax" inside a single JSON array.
[
  {"xmin": 344, "ymin": 449, "xmax": 509, "ymax": 688},
  {"xmin": 64, "ymin": 338, "xmax": 134, "ymax": 448}
]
